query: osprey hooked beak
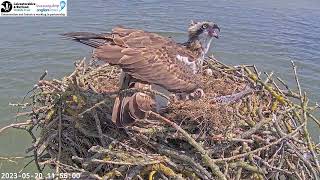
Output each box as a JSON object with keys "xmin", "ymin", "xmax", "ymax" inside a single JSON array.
[{"xmin": 207, "ymin": 24, "xmax": 220, "ymax": 39}]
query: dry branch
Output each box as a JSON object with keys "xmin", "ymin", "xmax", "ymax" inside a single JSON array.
[{"xmin": 1, "ymin": 57, "xmax": 319, "ymax": 179}]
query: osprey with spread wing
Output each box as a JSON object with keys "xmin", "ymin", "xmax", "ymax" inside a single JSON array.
[{"xmin": 62, "ymin": 21, "xmax": 220, "ymax": 126}]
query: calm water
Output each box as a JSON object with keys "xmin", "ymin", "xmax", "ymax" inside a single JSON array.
[{"xmin": 0, "ymin": 0, "xmax": 319, "ymax": 172}]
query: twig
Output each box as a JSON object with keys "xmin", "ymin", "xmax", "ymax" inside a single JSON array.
[
  {"xmin": 239, "ymin": 109, "xmax": 271, "ymax": 139},
  {"xmin": 78, "ymin": 97, "xmax": 116, "ymax": 117},
  {"xmin": 92, "ymin": 110, "xmax": 107, "ymax": 147},
  {"xmin": 291, "ymin": 60, "xmax": 320, "ymax": 174},
  {"xmin": 229, "ymin": 161, "xmax": 265, "ymax": 175},
  {"xmin": 0, "ymin": 120, "xmax": 32, "ymax": 134},
  {"xmin": 0, "ymin": 156, "xmax": 25, "ymax": 164},
  {"xmin": 72, "ymin": 156, "xmax": 162, "ymax": 166},
  {"xmin": 216, "ymin": 123, "xmax": 304, "ymax": 162},
  {"xmin": 253, "ymin": 155, "xmax": 292, "ymax": 175},
  {"xmin": 149, "ymin": 112, "xmax": 227, "ymax": 180},
  {"xmin": 55, "ymin": 105, "xmax": 62, "ymax": 176}
]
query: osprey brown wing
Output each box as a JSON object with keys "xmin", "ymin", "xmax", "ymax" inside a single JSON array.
[
  {"xmin": 94, "ymin": 29, "xmax": 201, "ymax": 93},
  {"xmin": 63, "ymin": 27, "xmax": 202, "ymax": 93}
]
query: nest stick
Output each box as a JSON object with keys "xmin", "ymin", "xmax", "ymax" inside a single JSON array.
[{"xmin": 149, "ymin": 111, "xmax": 227, "ymax": 180}]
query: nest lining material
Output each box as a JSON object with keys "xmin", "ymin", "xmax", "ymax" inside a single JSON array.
[{"xmin": 2, "ymin": 56, "xmax": 320, "ymax": 180}]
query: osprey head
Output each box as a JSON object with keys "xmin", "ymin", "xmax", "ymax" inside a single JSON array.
[
  {"xmin": 188, "ymin": 20, "xmax": 220, "ymax": 39},
  {"xmin": 186, "ymin": 21, "xmax": 220, "ymax": 72},
  {"xmin": 187, "ymin": 21, "xmax": 220, "ymax": 56}
]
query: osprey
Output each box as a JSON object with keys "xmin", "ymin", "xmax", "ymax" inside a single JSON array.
[{"xmin": 62, "ymin": 21, "xmax": 220, "ymax": 126}]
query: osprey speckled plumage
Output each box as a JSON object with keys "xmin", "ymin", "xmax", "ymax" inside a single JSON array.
[{"xmin": 62, "ymin": 21, "xmax": 220, "ymax": 126}]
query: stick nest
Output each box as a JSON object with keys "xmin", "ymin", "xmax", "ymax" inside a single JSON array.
[{"xmin": 4, "ymin": 57, "xmax": 320, "ymax": 179}]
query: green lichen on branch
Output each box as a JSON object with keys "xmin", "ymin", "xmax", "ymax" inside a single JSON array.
[{"xmin": 1, "ymin": 57, "xmax": 319, "ymax": 179}]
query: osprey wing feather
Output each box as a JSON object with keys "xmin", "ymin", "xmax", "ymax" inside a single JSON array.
[{"xmin": 93, "ymin": 27, "xmax": 201, "ymax": 93}]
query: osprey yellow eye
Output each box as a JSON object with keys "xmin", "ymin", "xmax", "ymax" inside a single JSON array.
[{"xmin": 202, "ymin": 24, "xmax": 208, "ymax": 29}]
